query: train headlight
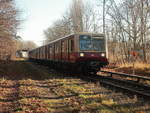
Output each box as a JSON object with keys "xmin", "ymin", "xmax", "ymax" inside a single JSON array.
[
  {"xmin": 101, "ymin": 53, "xmax": 105, "ymax": 57},
  {"xmin": 80, "ymin": 53, "xmax": 84, "ymax": 57}
]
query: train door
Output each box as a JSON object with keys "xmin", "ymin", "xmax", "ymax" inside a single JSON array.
[
  {"xmin": 58, "ymin": 41, "xmax": 61, "ymax": 61},
  {"xmin": 50, "ymin": 46, "xmax": 53, "ymax": 60},
  {"xmin": 47, "ymin": 46, "xmax": 49, "ymax": 60},
  {"xmin": 53, "ymin": 44, "xmax": 55, "ymax": 61},
  {"xmin": 43, "ymin": 47, "xmax": 45, "ymax": 59},
  {"xmin": 45, "ymin": 46, "xmax": 48, "ymax": 60},
  {"xmin": 66, "ymin": 40, "xmax": 69, "ymax": 62},
  {"xmin": 68, "ymin": 38, "xmax": 75, "ymax": 62},
  {"xmin": 61, "ymin": 39, "xmax": 69, "ymax": 62},
  {"xmin": 52, "ymin": 44, "xmax": 55, "ymax": 60},
  {"xmin": 54, "ymin": 43, "xmax": 59, "ymax": 61},
  {"xmin": 38, "ymin": 48, "xmax": 40, "ymax": 59},
  {"xmin": 39, "ymin": 48, "xmax": 41, "ymax": 59},
  {"xmin": 61, "ymin": 40, "xmax": 65, "ymax": 61},
  {"xmin": 44, "ymin": 46, "xmax": 46, "ymax": 59},
  {"xmin": 47, "ymin": 45, "xmax": 50, "ymax": 60},
  {"xmin": 42, "ymin": 47, "xmax": 44, "ymax": 60}
]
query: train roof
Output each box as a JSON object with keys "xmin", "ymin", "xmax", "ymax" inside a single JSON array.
[{"xmin": 30, "ymin": 32, "xmax": 104, "ymax": 52}]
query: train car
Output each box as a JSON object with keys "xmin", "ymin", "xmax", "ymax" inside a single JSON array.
[{"xmin": 29, "ymin": 32, "xmax": 108, "ymax": 74}]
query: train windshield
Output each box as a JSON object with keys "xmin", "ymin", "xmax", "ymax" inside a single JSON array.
[{"xmin": 79, "ymin": 35, "xmax": 105, "ymax": 51}]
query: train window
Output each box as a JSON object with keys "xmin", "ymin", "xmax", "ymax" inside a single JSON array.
[
  {"xmin": 79, "ymin": 35, "xmax": 92, "ymax": 51},
  {"xmin": 43, "ymin": 48, "xmax": 45, "ymax": 58},
  {"xmin": 92, "ymin": 37, "xmax": 105, "ymax": 51},
  {"xmin": 38, "ymin": 49, "xmax": 40, "ymax": 59},
  {"xmin": 79, "ymin": 35, "xmax": 105, "ymax": 51},
  {"xmin": 55, "ymin": 45, "xmax": 57, "ymax": 53},
  {"xmin": 50, "ymin": 47, "xmax": 52, "ymax": 54},
  {"xmin": 71, "ymin": 40, "xmax": 74, "ymax": 52},
  {"xmin": 69, "ymin": 39, "xmax": 74, "ymax": 52},
  {"xmin": 43, "ymin": 47, "xmax": 45, "ymax": 59},
  {"xmin": 44, "ymin": 47, "xmax": 46, "ymax": 59},
  {"xmin": 55, "ymin": 43, "xmax": 59, "ymax": 53},
  {"xmin": 48, "ymin": 46, "xmax": 50, "ymax": 59},
  {"xmin": 42, "ymin": 48, "xmax": 43, "ymax": 58},
  {"xmin": 65, "ymin": 40, "xmax": 68, "ymax": 53},
  {"xmin": 62, "ymin": 41, "xmax": 65, "ymax": 52},
  {"xmin": 39, "ymin": 48, "xmax": 40, "ymax": 59},
  {"xmin": 44, "ymin": 47, "xmax": 46, "ymax": 58},
  {"xmin": 45, "ymin": 46, "xmax": 47, "ymax": 59},
  {"xmin": 40, "ymin": 48, "xmax": 42, "ymax": 59},
  {"xmin": 46, "ymin": 46, "xmax": 48, "ymax": 59},
  {"xmin": 41, "ymin": 48, "xmax": 43, "ymax": 59}
]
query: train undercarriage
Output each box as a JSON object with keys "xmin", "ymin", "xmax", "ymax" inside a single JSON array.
[{"xmin": 30, "ymin": 58, "xmax": 108, "ymax": 75}]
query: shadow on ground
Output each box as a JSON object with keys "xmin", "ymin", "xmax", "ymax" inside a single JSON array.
[{"xmin": 0, "ymin": 60, "xmax": 64, "ymax": 80}]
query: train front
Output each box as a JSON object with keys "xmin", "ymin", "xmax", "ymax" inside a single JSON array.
[{"xmin": 76, "ymin": 34, "xmax": 108, "ymax": 74}]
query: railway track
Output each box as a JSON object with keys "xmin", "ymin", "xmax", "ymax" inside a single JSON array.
[
  {"xmin": 80, "ymin": 71, "xmax": 150, "ymax": 99},
  {"xmin": 29, "ymin": 63, "xmax": 150, "ymax": 99}
]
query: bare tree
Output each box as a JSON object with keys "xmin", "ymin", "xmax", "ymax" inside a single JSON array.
[
  {"xmin": 44, "ymin": 16, "xmax": 72, "ymax": 42},
  {"xmin": 0, "ymin": 0, "xmax": 20, "ymax": 37},
  {"xmin": 0, "ymin": 0, "xmax": 20, "ymax": 60},
  {"xmin": 44, "ymin": 0, "xmax": 99, "ymax": 42},
  {"xmin": 105, "ymin": 0, "xmax": 150, "ymax": 63},
  {"xmin": 69, "ymin": 0, "xmax": 84, "ymax": 32}
]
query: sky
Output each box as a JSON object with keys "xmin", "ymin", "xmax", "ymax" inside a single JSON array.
[{"xmin": 15, "ymin": 0, "xmax": 72, "ymax": 45}]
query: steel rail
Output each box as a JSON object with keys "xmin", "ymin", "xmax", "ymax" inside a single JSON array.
[
  {"xmin": 100, "ymin": 70, "xmax": 150, "ymax": 82},
  {"xmin": 80, "ymin": 74, "xmax": 150, "ymax": 98}
]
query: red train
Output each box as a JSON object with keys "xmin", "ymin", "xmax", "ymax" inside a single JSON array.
[{"xmin": 29, "ymin": 32, "xmax": 108, "ymax": 74}]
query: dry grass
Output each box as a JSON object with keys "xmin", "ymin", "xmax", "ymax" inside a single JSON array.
[
  {"xmin": 117, "ymin": 62, "xmax": 150, "ymax": 76},
  {"xmin": 104, "ymin": 62, "xmax": 150, "ymax": 77},
  {"xmin": 119, "ymin": 62, "xmax": 150, "ymax": 70}
]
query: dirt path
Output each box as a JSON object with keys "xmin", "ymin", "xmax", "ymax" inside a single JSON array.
[{"xmin": 0, "ymin": 61, "xmax": 150, "ymax": 113}]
